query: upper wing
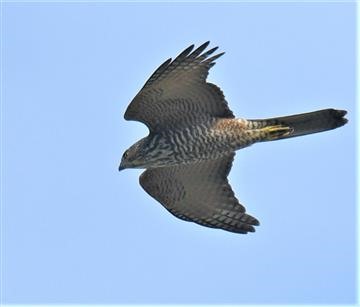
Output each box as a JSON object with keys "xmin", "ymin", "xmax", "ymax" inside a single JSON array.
[
  {"xmin": 139, "ymin": 153, "xmax": 259, "ymax": 234},
  {"xmin": 124, "ymin": 42, "xmax": 234, "ymax": 132}
]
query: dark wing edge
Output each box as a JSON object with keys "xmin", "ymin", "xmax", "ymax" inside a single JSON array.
[
  {"xmin": 139, "ymin": 154, "xmax": 260, "ymax": 234},
  {"xmin": 139, "ymin": 41, "xmax": 224, "ymax": 90},
  {"xmin": 124, "ymin": 42, "xmax": 233, "ymax": 127}
]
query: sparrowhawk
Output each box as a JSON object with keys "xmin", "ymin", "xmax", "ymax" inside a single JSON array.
[{"xmin": 119, "ymin": 42, "xmax": 347, "ymax": 234}]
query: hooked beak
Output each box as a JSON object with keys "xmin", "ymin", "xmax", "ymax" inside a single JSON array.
[{"xmin": 118, "ymin": 164, "xmax": 125, "ymax": 171}]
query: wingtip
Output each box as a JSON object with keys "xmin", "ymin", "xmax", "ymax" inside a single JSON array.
[
  {"xmin": 206, "ymin": 51, "xmax": 225, "ymax": 64},
  {"xmin": 202, "ymin": 41, "xmax": 210, "ymax": 48},
  {"xmin": 185, "ymin": 43, "xmax": 195, "ymax": 53}
]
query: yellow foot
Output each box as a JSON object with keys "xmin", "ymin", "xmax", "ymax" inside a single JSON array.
[{"xmin": 263, "ymin": 125, "xmax": 294, "ymax": 140}]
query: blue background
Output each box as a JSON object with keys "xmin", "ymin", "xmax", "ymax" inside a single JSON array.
[{"xmin": 2, "ymin": 2, "xmax": 357, "ymax": 305}]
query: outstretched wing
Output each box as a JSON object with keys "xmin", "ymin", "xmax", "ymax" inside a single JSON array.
[
  {"xmin": 139, "ymin": 153, "xmax": 259, "ymax": 234},
  {"xmin": 124, "ymin": 42, "xmax": 234, "ymax": 132}
]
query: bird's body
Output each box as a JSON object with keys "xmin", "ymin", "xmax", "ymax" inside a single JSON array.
[
  {"xmin": 119, "ymin": 42, "xmax": 347, "ymax": 234},
  {"xmin": 136, "ymin": 118, "xmax": 291, "ymax": 167}
]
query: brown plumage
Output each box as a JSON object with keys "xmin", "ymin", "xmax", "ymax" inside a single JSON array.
[{"xmin": 119, "ymin": 42, "xmax": 347, "ymax": 234}]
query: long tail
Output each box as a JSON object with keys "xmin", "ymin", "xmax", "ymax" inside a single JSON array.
[{"xmin": 248, "ymin": 109, "xmax": 348, "ymax": 141}]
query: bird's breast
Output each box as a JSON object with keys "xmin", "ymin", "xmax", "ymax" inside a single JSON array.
[{"xmin": 160, "ymin": 118, "xmax": 255, "ymax": 164}]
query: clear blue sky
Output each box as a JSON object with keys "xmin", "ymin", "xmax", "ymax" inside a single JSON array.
[{"xmin": 2, "ymin": 2, "xmax": 357, "ymax": 305}]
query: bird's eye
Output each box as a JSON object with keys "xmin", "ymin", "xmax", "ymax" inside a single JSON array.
[{"xmin": 123, "ymin": 151, "xmax": 128, "ymax": 159}]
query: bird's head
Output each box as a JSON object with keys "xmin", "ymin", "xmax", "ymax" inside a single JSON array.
[
  {"xmin": 118, "ymin": 138, "xmax": 147, "ymax": 171},
  {"xmin": 118, "ymin": 135, "xmax": 172, "ymax": 171}
]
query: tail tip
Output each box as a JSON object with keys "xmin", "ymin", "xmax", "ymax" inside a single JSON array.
[{"xmin": 331, "ymin": 109, "xmax": 348, "ymax": 128}]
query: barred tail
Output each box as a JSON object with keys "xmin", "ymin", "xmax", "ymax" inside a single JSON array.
[{"xmin": 248, "ymin": 109, "xmax": 348, "ymax": 141}]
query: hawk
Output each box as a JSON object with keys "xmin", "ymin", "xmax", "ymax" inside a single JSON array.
[{"xmin": 119, "ymin": 42, "xmax": 347, "ymax": 234}]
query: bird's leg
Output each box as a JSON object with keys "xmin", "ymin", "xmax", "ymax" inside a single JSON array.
[{"xmin": 261, "ymin": 125, "xmax": 294, "ymax": 141}]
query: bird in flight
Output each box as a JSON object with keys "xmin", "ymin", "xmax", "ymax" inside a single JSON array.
[{"xmin": 119, "ymin": 42, "xmax": 347, "ymax": 234}]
